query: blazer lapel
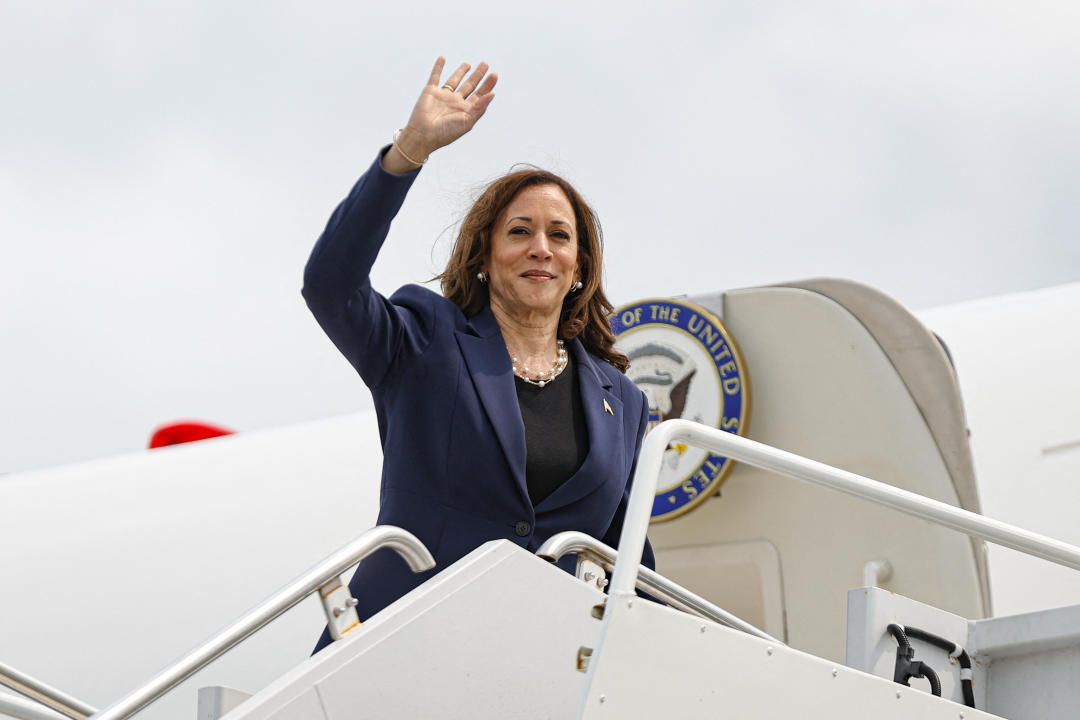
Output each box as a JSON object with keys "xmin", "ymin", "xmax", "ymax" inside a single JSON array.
[
  {"xmin": 455, "ymin": 306, "xmax": 530, "ymax": 507},
  {"xmin": 535, "ymin": 338, "xmax": 625, "ymax": 512}
]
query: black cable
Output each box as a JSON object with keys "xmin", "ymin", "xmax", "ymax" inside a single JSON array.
[
  {"xmin": 886, "ymin": 623, "xmax": 941, "ymax": 697},
  {"xmin": 904, "ymin": 625, "xmax": 975, "ymax": 708},
  {"xmin": 918, "ymin": 661, "xmax": 942, "ymax": 697},
  {"xmin": 887, "ymin": 623, "xmax": 910, "ymax": 650}
]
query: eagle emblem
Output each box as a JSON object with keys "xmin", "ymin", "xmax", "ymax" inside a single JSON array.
[{"xmin": 611, "ymin": 299, "xmax": 750, "ymax": 521}]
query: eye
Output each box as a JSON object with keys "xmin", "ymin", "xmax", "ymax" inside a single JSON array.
[
  {"xmin": 509, "ymin": 227, "xmax": 529, "ymax": 236},
  {"xmin": 552, "ymin": 229, "xmax": 571, "ymax": 241}
]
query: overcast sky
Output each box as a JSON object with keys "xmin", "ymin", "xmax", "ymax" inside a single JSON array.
[{"xmin": 2, "ymin": 1, "xmax": 1078, "ymax": 474}]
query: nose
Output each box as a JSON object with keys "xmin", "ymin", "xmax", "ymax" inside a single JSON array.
[{"xmin": 527, "ymin": 232, "xmax": 553, "ymax": 260}]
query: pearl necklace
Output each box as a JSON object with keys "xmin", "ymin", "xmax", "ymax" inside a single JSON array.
[{"xmin": 509, "ymin": 339, "xmax": 568, "ymax": 388}]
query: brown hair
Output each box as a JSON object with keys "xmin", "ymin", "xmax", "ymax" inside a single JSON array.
[{"xmin": 439, "ymin": 169, "xmax": 629, "ymax": 373}]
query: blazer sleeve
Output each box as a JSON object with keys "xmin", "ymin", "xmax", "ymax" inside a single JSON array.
[
  {"xmin": 302, "ymin": 146, "xmax": 437, "ymax": 388},
  {"xmin": 600, "ymin": 389, "xmax": 657, "ymax": 571}
]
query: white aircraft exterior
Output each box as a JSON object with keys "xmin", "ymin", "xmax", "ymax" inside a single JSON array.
[{"xmin": 2, "ymin": 280, "xmax": 1078, "ymax": 719}]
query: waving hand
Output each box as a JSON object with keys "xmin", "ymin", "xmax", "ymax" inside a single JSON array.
[{"xmin": 384, "ymin": 57, "xmax": 498, "ymax": 173}]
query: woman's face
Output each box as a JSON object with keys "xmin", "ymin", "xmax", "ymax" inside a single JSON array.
[{"xmin": 484, "ymin": 184, "xmax": 580, "ymax": 322}]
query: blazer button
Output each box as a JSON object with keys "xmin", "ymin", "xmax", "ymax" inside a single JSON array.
[{"xmin": 514, "ymin": 521, "xmax": 531, "ymax": 537}]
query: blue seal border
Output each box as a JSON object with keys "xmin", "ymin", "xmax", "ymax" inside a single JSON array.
[{"xmin": 612, "ymin": 298, "xmax": 751, "ymax": 522}]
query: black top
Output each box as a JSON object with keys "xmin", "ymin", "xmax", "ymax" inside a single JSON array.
[{"xmin": 515, "ymin": 352, "xmax": 590, "ymax": 505}]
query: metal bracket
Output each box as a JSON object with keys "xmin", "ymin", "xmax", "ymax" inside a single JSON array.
[
  {"xmin": 576, "ymin": 556, "xmax": 608, "ymax": 592},
  {"xmin": 318, "ymin": 576, "xmax": 361, "ymax": 641}
]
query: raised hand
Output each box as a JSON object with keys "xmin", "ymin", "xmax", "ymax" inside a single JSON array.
[{"xmin": 384, "ymin": 57, "xmax": 498, "ymax": 173}]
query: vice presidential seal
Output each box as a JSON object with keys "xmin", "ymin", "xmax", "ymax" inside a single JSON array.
[{"xmin": 611, "ymin": 299, "xmax": 750, "ymax": 522}]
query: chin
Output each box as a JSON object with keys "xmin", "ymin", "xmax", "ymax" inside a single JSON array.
[{"xmin": 520, "ymin": 297, "xmax": 563, "ymax": 317}]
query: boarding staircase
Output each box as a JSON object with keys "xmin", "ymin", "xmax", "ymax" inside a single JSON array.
[{"xmin": 5, "ymin": 420, "xmax": 1080, "ymax": 719}]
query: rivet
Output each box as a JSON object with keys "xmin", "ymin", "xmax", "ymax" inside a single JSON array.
[
  {"xmin": 831, "ymin": 669, "xmax": 838, "ymax": 677},
  {"xmin": 599, "ymin": 695, "xmax": 606, "ymax": 704},
  {"xmin": 627, "ymin": 599, "xmax": 633, "ymax": 609},
  {"xmin": 896, "ymin": 691, "xmax": 902, "ymax": 699},
  {"xmin": 959, "ymin": 714, "xmax": 964, "ymax": 719},
  {"xmin": 700, "ymin": 625, "xmax": 707, "ymax": 634},
  {"xmin": 766, "ymin": 647, "xmax": 774, "ymax": 656}
]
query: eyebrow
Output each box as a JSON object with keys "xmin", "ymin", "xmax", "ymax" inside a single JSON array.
[{"xmin": 506, "ymin": 216, "xmax": 571, "ymax": 226}]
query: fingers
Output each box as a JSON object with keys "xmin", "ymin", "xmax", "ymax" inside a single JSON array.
[
  {"xmin": 441, "ymin": 62, "xmax": 472, "ymax": 92},
  {"xmin": 470, "ymin": 89, "xmax": 497, "ymax": 119},
  {"xmin": 456, "ymin": 62, "xmax": 490, "ymax": 98},
  {"xmin": 426, "ymin": 56, "xmax": 446, "ymax": 87},
  {"xmin": 468, "ymin": 91, "xmax": 494, "ymax": 120},
  {"xmin": 472, "ymin": 71, "xmax": 498, "ymax": 99},
  {"xmin": 431, "ymin": 59, "xmax": 496, "ymax": 98}
]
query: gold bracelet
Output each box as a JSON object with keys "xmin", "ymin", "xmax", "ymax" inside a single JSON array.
[{"xmin": 392, "ymin": 128, "xmax": 428, "ymax": 166}]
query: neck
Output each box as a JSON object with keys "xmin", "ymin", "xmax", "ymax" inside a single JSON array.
[{"xmin": 490, "ymin": 300, "xmax": 561, "ymax": 358}]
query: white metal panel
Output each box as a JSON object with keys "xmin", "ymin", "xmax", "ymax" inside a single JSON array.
[
  {"xmin": 984, "ymin": 647, "xmax": 1080, "ymax": 720},
  {"xmin": 260, "ymin": 689, "xmax": 326, "ymax": 720},
  {"xmin": 224, "ymin": 541, "xmax": 605, "ymax": 720},
  {"xmin": 197, "ymin": 687, "xmax": 253, "ymax": 720},
  {"xmin": 970, "ymin": 604, "xmax": 1080, "ymax": 659},
  {"xmin": 969, "ymin": 604, "xmax": 1080, "ymax": 720},
  {"xmin": 846, "ymin": 589, "xmax": 1080, "ymax": 720},
  {"xmin": 581, "ymin": 595, "xmax": 1001, "ymax": 719},
  {"xmin": 846, "ymin": 587, "xmax": 982, "ymax": 708}
]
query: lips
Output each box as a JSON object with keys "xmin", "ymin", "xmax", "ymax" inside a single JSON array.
[{"xmin": 521, "ymin": 270, "xmax": 555, "ymax": 280}]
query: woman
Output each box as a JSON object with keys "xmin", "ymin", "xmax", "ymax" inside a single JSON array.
[{"xmin": 304, "ymin": 58, "xmax": 654, "ymax": 652}]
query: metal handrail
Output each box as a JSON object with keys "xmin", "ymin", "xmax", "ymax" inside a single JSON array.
[
  {"xmin": 536, "ymin": 531, "xmax": 782, "ymax": 644},
  {"xmin": 0, "ymin": 664, "xmax": 97, "ymax": 720},
  {"xmin": 88, "ymin": 525, "xmax": 434, "ymax": 720},
  {"xmin": 609, "ymin": 419, "xmax": 1080, "ymax": 599}
]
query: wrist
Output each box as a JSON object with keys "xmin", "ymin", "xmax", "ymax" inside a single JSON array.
[
  {"xmin": 382, "ymin": 128, "xmax": 432, "ymax": 175},
  {"xmin": 396, "ymin": 126, "xmax": 435, "ymax": 164}
]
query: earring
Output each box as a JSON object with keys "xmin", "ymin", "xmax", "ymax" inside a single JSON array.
[
  {"xmin": 477, "ymin": 271, "xmax": 487, "ymax": 284},
  {"xmin": 572, "ymin": 281, "xmax": 583, "ymax": 291}
]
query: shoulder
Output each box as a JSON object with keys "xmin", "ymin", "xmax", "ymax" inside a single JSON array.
[{"xmin": 387, "ymin": 283, "xmax": 467, "ymax": 324}]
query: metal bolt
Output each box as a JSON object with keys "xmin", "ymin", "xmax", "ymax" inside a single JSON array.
[
  {"xmin": 345, "ymin": 597, "xmax": 358, "ymax": 608},
  {"xmin": 599, "ymin": 695, "xmax": 606, "ymax": 704},
  {"xmin": 831, "ymin": 669, "xmax": 838, "ymax": 678},
  {"xmin": 332, "ymin": 606, "xmax": 344, "ymax": 618},
  {"xmin": 627, "ymin": 599, "xmax": 633, "ymax": 609},
  {"xmin": 584, "ymin": 572, "xmax": 595, "ymax": 582},
  {"xmin": 766, "ymin": 647, "xmax": 774, "ymax": 656},
  {"xmin": 959, "ymin": 714, "xmax": 964, "ymax": 719},
  {"xmin": 700, "ymin": 625, "xmax": 707, "ymax": 634},
  {"xmin": 896, "ymin": 691, "xmax": 902, "ymax": 699}
]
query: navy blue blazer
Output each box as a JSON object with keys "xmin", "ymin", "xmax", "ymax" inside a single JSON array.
[{"xmin": 304, "ymin": 149, "xmax": 654, "ymax": 652}]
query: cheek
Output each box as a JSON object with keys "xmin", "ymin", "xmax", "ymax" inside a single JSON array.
[
  {"xmin": 487, "ymin": 246, "xmax": 513, "ymax": 275},
  {"xmin": 567, "ymin": 247, "xmax": 582, "ymax": 275}
]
